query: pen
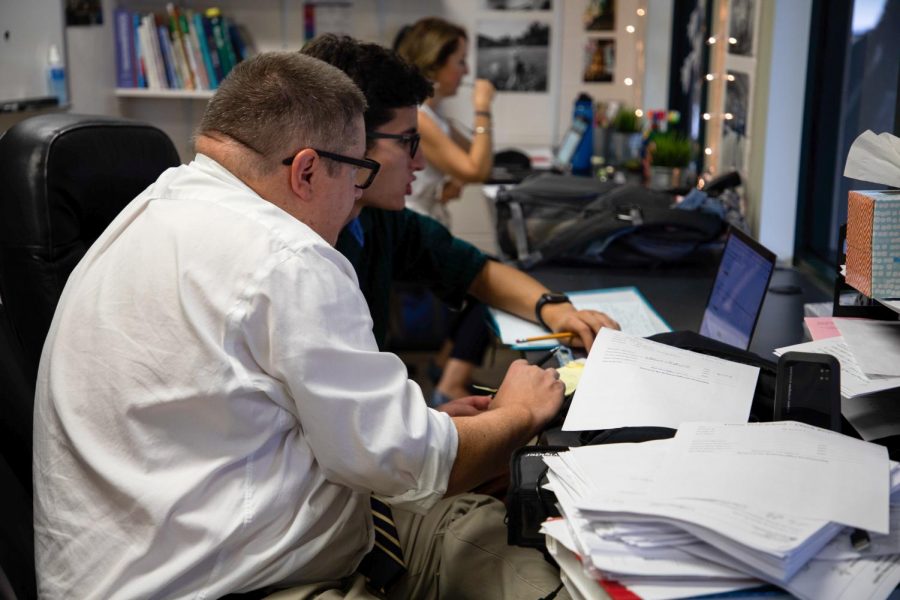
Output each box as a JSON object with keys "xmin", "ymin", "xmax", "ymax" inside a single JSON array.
[
  {"xmin": 472, "ymin": 384, "xmax": 498, "ymax": 396},
  {"xmin": 515, "ymin": 332, "xmax": 575, "ymax": 344},
  {"xmin": 535, "ymin": 347, "xmax": 560, "ymax": 367}
]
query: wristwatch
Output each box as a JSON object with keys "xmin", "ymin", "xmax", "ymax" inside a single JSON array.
[{"xmin": 535, "ymin": 292, "xmax": 571, "ymax": 330}]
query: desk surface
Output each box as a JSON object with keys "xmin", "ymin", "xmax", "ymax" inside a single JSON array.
[{"xmin": 530, "ymin": 262, "xmax": 830, "ymax": 357}]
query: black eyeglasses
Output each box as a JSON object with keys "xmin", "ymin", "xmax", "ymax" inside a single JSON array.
[
  {"xmin": 282, "ymin": 148, "xmax": 381, "ymax": 189},
  {"xmin": 366, "ymin": 131, "xmax": 421, "ymax": 159}
]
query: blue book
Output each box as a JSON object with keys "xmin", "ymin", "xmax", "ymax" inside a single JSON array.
[
  {"xmin": 200, "ymin": 13, "xmax": 225, "ymax": 84},
  {"xmin": 157, "ymin": 24, "xmax": 180, "ymax": 88},
  {"xmin": 133, "ymin": 12, "xmax": 145, "ymax": 88},
  {"xmin": 192, "ymin": 11, "xmax": 218, "ymax": 88},
  {"xmin": 113, "ymin": 8, "xmax": 136, "ymax": 87}
]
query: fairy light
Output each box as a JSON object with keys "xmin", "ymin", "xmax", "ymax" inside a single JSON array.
[
  {"xmin": 705, "ymin": 73, "xmax": 715, "ymax": 81},
  {"xmin": 626, "ymin": 25, "xmax": 635, "ymax": 33},
  {"xmin": 634, "ymin": 109, "xmax": 644, "ymax": 118},
  {"xmin": 624, "ymin": 77, "xmax": 633, "ymax": 86},
  {"xmin": 703, "ymin": 113, "xmax": 711, "ymax": 120},
  {"xmin": 636, "ymin": 8, "xmax": 646, "ymax": 16},
  {"xmin": 704, "ymin": 147, "xmax": 713, "ymax": 156}
]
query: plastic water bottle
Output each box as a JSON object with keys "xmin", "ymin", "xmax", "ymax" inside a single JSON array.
[
  {"xmin": 47, "ymin": 44, "xmax": 68, "ymax": 107},
  {"xmin": 571, "ymin": 93, "xmax": 594, "ymax": 176}
]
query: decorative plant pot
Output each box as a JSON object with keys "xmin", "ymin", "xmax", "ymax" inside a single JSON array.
[
  {"xmin": 608, "ymin": 132, "xmax": 643, "ymax": 166},
  {"xmin": 648, "ymin": 166, "xmax": 682, "ymax": 190}
]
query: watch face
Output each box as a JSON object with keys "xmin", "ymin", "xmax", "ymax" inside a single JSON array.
[{"xmin": 543, "ymin": 293, "xmax": 569, "ymax": 303}]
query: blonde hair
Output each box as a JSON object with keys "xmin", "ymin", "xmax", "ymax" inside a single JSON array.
[{"xmin": 395, "ymin": 17, "xmax": 467, "ymax": 81}]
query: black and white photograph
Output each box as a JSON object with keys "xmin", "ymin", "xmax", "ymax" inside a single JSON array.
[
  {"xmin": 482, "ymin": 0, "xmax": 552, "ymax": 9},
  {"xmin": 476, "ymin": 20, "xmax": 550, "ymax": 92},
  {"xmin": 721, "ymin": 70, "xmax": 751, "ymax": 171},
  {"xmin": 583, "ymin": 38, "xmax": 615, "ymax": 83},
  {"xmin": 583, "ymin": 0, "xmax": 615, "ymax": 32},
  {"xmin": 728, "ymin": 0, "xmax": 755, "ymax": 56}
]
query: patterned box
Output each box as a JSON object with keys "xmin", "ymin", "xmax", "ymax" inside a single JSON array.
[{"xmin": 845, "ymin": 190, "xmax": 900, "ymax": 298}]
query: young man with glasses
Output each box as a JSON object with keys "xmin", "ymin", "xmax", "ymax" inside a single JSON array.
[
  {"xmin": 303, "ymin": 35, "xmax": 619, "ymax": 410},
  {"xmin": 33, "ymin": 52, "xmax": 568, "ymax": 599}
]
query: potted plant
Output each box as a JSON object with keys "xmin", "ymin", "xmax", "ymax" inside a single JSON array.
[
  {"xmin": 608, "ymin": 107, "xmax": 643, "ymax": 166},
  {"xmin": 647, "ymin": 131, "xmax": 693, "ymax": 189}
]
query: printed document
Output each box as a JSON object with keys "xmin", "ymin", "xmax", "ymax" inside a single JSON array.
[
  {"xmin": 833, "ymin": 319, "xmax": 900, "ymax": 377},
  {"xmin": 489, "ymin": 287, "xmax": 670, "ymax": 350},
  {"xmin": 562, "ymin": 329, "xmax": 758, "ymax": 430},
  {"xmin": 657, "ymin": 422, "xmax": 890, "ymax": 533},
  {"xmin": 774, "ymin": 337, "xmax": 900, "ymax": 398}
]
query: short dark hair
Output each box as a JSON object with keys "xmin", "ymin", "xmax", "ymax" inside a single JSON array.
[
  {"xmin": 301, "ymin": 34, "xmax": 433, "ymax": 137},
  {"xmin": 198, "ymin": 51, "xmax": 366, "ymax": 173}
]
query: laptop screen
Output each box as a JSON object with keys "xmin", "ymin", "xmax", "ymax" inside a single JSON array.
[
  {"xmin": 551, "ymin": 115, "xmax": 589, "ymax": 170},
  {"xmin": 699, "ymin": 228, "xmax": 777, "ymax": 350}
]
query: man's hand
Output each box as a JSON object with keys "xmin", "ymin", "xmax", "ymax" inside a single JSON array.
[
  {"xmin": 490, "ymin": 359, "xmax": 564, "ymax": 435},
  {"xmin": 437, "ymin": 395, "xmax": 491, "ymax": 417},
  {"xmin": 541, "ymin": 304, "xmax": 619, "ymax": 351}
]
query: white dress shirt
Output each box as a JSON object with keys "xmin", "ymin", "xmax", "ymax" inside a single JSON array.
[{"xmin": 32, "ymin": 155, "xmax": 457, "ymax": 599}]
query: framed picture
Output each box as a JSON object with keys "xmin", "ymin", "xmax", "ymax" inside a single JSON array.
[
  {"xmin": 482, "ymin": 0, "xmax": 552, "ymax": 10},
  {"xmin": 728, "ymin": 0, "xmax": 756, "ymax": 57},
  {"xmin": 476, "ymin": 20, "xmax": 550, "ymax": 92},
  {"xmin": 721, "ymin": 70, "xmax": 751, "ymax": 172},
  {"xmin": 584, "ymin": 0, "xmax": 615, "ymax": 32},
  {"xmin": 583, "ymin": 39, "xmax": 615, "ymax": 83}
]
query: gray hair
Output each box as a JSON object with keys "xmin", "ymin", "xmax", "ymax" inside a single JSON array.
[{"xmin": 198, "ymin": 52, "xmax": 367, "ymax": 173}]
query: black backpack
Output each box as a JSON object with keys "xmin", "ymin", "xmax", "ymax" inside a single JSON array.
[{"xmin": 494, "ymin": 174, "xmax": 724, "ymax": 269}]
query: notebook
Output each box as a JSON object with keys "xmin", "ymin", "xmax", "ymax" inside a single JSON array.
[
  {"xmin": 488, "ymin": 115, "xmax": 590, "ymax": 184},
  {"xmin": 699, "ymin": 227, "xmax": 777, "ymax": 350}
]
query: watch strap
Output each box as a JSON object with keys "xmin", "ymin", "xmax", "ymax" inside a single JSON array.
[{"xmin": 535, "ymin": 293, "xmax": 571, "ymax": 331}]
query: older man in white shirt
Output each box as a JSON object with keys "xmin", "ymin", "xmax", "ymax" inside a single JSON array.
[{"xmin": 32, "ymin": 52, "xmax": 566, "ymax": 599}]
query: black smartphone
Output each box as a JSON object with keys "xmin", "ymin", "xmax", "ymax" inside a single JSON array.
[{"xmin": 773, "ymin": 352, "xmax": 841, "ymax": 431}]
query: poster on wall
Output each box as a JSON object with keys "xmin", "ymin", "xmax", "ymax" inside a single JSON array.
[
  {"xmin": 584, "ymin": 0, "xmax": 615, "ymax": 32},
  {"xmin": 583, "ymin": 39, "xmax": 615, "ymax": 83},
  {"xmin": 728, "ymin": 0, "xmax": 755, "ymax": 56},
  {"xmin": 482, "ymin": 0, "xmax": 552, "ymax": 9},
  {"xmin": 721, "ymin": 70, "xmax": 751, "ymax": 172},
  {"xmin": 476, "ymin": 20, "xmax": 550, "ymax": 92}
]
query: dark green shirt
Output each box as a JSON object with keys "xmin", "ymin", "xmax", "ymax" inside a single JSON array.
[{"xmin": 335, "ymin": 207, "xmax": 488, "ymax": 349}]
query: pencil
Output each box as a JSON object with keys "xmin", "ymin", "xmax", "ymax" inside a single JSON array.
[
  {"xmin": 472, "ymin": 384, "xmax": 498, "ymax": 396},
  {"xmin": 515, "ymin": 332, "xmax": 575, "ymax": 344}
]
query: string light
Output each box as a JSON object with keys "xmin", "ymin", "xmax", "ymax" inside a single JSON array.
[
  {"xmin": 728, "ymin": 37, "xmax": 737, "ymax": 44},
  {"xmin": 707, "ymin": 36, "xmax": 717, "ymax": 45},
  {"xmin": 705, "ymin": 73, "xmax": 715, "ymax": 81},
  {"xmin": 703, "ymin": 113, "xmax": 711, "ymax": 120},
  {"xmin": 634, "ymin": 109, "xmax": 644, "ymax": 118},
  {"xmin": 626, "ymin": 25, "xmax": 635, "ymax": 33},
  {"xmin": 624, "ymin": 77, "xmax": 634, "ymax": 86},
  {"xmin": 636, "ymin": 8, "xmax": 646, "ymax": 16},
  {"xmin": 704, "ymin": 147, "xmax": 713, "ymax": 156},
  {"xmin": 726, "ymin": 74, "xmax": 736, "ymax": 82}
]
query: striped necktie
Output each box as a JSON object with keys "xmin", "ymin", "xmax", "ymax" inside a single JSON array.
[{"xmin": 357, "ymin": 496, "xmax": 407, "ymax": 593}]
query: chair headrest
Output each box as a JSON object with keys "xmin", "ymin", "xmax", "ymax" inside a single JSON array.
[{"xmin": 0, "ymin": 113, "xmax": 180, "ymax": 377}]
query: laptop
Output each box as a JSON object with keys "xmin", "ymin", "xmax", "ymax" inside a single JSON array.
[
  {"xmin": 699, "ymin": 227, "xmax": 777, "ymax": 350},
  {"xmin": 488, "ymin": 114, "xmax": 590, "ymax": 184}
]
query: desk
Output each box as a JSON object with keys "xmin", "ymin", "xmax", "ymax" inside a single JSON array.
[{"xmin": 529, "ymin": 262, "xmax": 829, "ymax": 356}]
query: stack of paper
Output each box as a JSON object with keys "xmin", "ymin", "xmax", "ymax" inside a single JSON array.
[
  {"xmin": 488, "ymin": 287, "xmax": 670, "ymax": 350},
  {"xmin": 776, "ymin": 320, "xmax": 900, "ymax": 398},
  {"xmin": 542, "ymin": 421, "xmax": 900, "ymax": 600}
]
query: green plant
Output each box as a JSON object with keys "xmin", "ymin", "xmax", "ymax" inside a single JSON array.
[
  {"xmin": 650, "ymin": 131, "xmax": 692, "ymax": 167},
  {"xmin": 611, "ymin": 107, "xmax": 643, "ymax": 133}
]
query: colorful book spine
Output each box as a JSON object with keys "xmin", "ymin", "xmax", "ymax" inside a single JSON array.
[
  {"xmin": 205, "ymin": 8, "xmax": 235, "ymax": 78},
  {"xmin": 165, "ymin": 4, "xmax": 193, "ymax": 89},
  {"xmin": 114, "ymin": 8, "xmax": 136, "ymax": 87},
  {"xmin": 137, "ymin": 15, "xmax": 160, "ymax": 88},
  {"xmin": 157, "ymin": 24, "xmax": 180, "ymax": 88},
  {"xmin": 200, "ymin": 12, "xmax": 226, "ymax": 84},
  {"xmin": 194, "ymin": 11, "xmax": 219, "ymax": 88},
  {"xmin": 133, "ymin": 12, "xmax": 146, "ymax": 88},
  {"xmin": 180, "ymin": 11, "xmax": 208, "ymax": 89}
]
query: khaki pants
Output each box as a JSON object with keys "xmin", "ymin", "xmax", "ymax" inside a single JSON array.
[{"xmin": 264, "ymin": 494, "xmax": 568, "ymax": 600}]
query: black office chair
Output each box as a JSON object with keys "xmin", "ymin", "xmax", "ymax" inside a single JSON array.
[
  {"xmin": 0, "ymin": 114, "xmax": 179, "ymax": 600},
  {"xmin": 0, "ymin": 113, "xmax": 181, "ymax": 385}
]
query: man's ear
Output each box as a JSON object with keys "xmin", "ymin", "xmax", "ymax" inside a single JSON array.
[{"xmin": 288, "ymin": 148, "xmax": 318, "ymax": 201}]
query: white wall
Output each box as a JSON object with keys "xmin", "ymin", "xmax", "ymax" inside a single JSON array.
[{"xmin": 753, "ymin": 0, "xmax": 812, "ymax": 261}]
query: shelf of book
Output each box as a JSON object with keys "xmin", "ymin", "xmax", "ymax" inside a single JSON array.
[{"xmin": 115, "ymin": 88, "xmax": 213, "ymax": 100}]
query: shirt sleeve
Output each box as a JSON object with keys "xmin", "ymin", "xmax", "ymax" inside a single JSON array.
[
  {"xmin": 391, "ymin": 209, "xmax": 488, "ymax": 310},
  {"xmin": 241, "ymin": 243, "xmax": 458, "ymax": 512}
]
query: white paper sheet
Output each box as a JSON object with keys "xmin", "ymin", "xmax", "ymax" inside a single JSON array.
[
  {"xmin": 774, "ymin": 337, "xmax": 900, "ymax": 398},
  {"xmin": 834, "ymin": 320, "xmax": 900, "ymax": 377},
  {"xmin": 657, "ymin": 422, "xmax": 890, "ymax": 533},
  {"xmin": 488, "ymin": 287, "xmax": 670, "ymax": 350},
  {"xmin": 563, "ymin": 329, "xmax": 758, "ymax": 430}
]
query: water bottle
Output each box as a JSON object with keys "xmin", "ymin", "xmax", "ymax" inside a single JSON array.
[
  {"xmin": 47, "ymin": 44, "xmax": 68, "ymax": 107},
  {"xmin": 571, "ymin": 93, "xmax": 594, "ymax": 176}
]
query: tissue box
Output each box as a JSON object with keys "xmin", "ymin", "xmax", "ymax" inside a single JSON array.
[{"xmin": 845, "ymin": 190, "xmax": 900, "ymax": 298}]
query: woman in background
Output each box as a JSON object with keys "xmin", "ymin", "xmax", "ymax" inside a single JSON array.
[
  {"xmin": 395, "ymin": 17, "xmax": 496, "ymax": 226},
  {"xmin": 395, "ymin": 18, "xmax": 497, "ymax": 402}
]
